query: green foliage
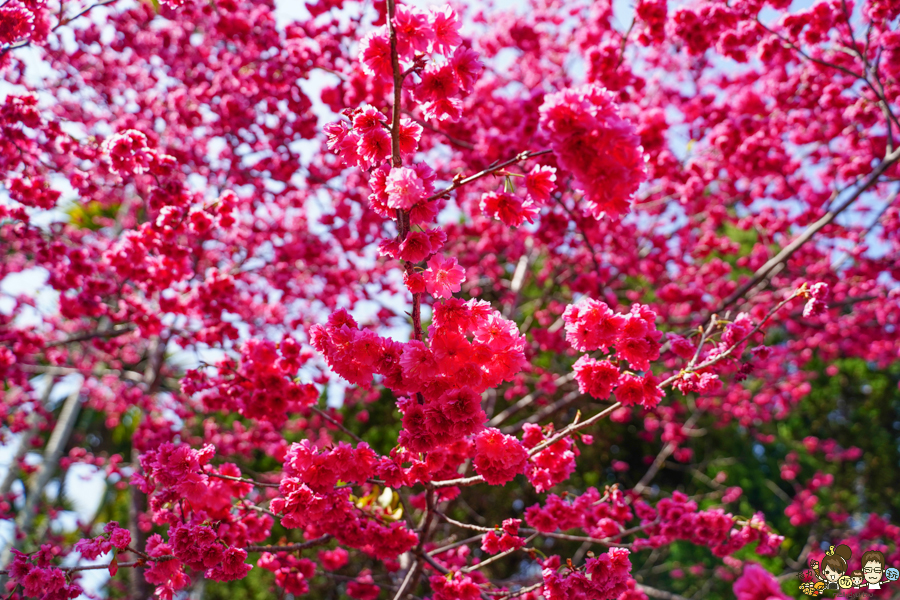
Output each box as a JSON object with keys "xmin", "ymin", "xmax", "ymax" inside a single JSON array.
[{"xmin": 65, "ymin": 201, "xmax": 121, "ymax": 231}]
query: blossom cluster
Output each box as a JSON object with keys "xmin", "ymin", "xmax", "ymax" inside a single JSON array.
[
  {"xmin": 542, "ymin": 547, "xmax": 634, "ymax": 600},
  {"xmin": 802, "ymin": 282, "xmax": 830, "ymax": 317},
  {"xmin": 271, "ymin": 440, "xmax": 418, "ymax": 560},
  {"xmin": 525, "ymin": 486, "xmax": 633, "ymax": 538},
  {"xmin": 101, "ymin": 130, "xmax": 175, "ymax": 177},
  {"xmin": 779, "ymin": 436, "xmax": 861, "ymax": 527},
  {"xmin": 430, "ymin": 571, "xmax": 482, "ymax": 600},
  {"xmin": 6, "ymin": 553, "xmax": 77, "ymax": 599},
  {"xmin": 733, "ymin": 564, "xmax": 789, "ymax": 600},
  {"xmin": 129, "ymin": 443, "xmax": 272, "ymax": 597},
  {"xmin": 309, "ymin": 308, "xmax": 405, "ymax": 390},
  {"xmin": 633, "ymin": 492, "xmax": 784, "ymax": 557},
  {"xmin": 0, "ymin": 1, "xmax": 47, "ymax": 48},
  {"xmin": 473, "ymin": 427, "xmax": 529, "ymax": 485},
  {"xmin": 182, "ymin": 336, "xmax": 319, "ymax": 423},
  {"xmin": 169, "ymin": 523, "xmax": 252, "ymax": 582},
  {"xmin": 311, "ymin": 300, "xmax": 526, "ymax": 453},
  {"xmin": 6, "ymin": 175, "xmax": 61, "ymax": 210},
  {"xmin": 521, "ymin": 423, "xmax": 580, "ymax": 492},
  {"xmin": 358, "ymin": 4, "xmax": 477, "ymax": 122},
  {"xmin": 2, "ymin": 0, "xmax": 899, "ymax": 597},
  {"xmin": 258, "ymin": 552, "xmax": 316, "ymax": 596},
  {"xmin": 524, "ymin": 487, "xmax": 782, "ymax": 562},
  {"xmin": 539, "ymin": 83, "xmax": 647, "ymax": 218},
  {"xmin": 325, "ymin": 108, "xmax": 423, "ymax": 170},
  {"xmin": 481, "ymin": 518, "xmax": 526, "ymax": 554},
  {"xmin": 73, "ymin": 521, "xmax": 131, "ymax": 560},
  {"xmin": 398, "ymin": 298, "xmax": 527, "ymax": 450},
  {"xmin": 564, "ymin": 299, "xmax": 664, "ymax": 407},
  {"xmin": 478, "ymin": 165, "xmax": 558, "ymax": 228},
  {"xmin": 347, "ymin": 571, "xmax": 381, "ymax": 600}
]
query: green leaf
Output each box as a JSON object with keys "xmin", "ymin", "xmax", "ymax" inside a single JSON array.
[{"xmin": 65, "ymin": 201, "xmax": 121, "ymax": 231}]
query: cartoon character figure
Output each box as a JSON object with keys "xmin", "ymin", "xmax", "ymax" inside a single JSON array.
[
  {"xmin": 850, "ymin": 569, "xmax": 863, "ymax": 588},
  {"xmin": 809, "ymin": 544, "xmax": 852, "ymax": 591},
  {"xmin": 799, "ymin": 580, "xmax": 825, "ymax": 596},
  {"xmin": 861, "ymin": 549, "xmax": 886, "ymax": 590}
]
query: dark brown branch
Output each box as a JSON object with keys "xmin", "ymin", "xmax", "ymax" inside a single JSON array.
[{"xmin": 45, "ymin": 325, "xmax": 136, "ymax": 347}]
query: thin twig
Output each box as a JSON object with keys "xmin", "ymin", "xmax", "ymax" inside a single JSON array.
[
  {"xmin": 634, "ymin": 411, "xmax": 703, "ymax": 495},
  {"xmin": 401, "ymin": 109, "xmax": 475, "ymax": 149},
  {"xmin": 554, "ymin": 193, "xmax": 603, "ymax": 278},
  {"xmin": 488, "ymin": 373, "xmax": 575, "ymax": 427},
  {"xmin": 427, "ymin": 534, "xmax": 483, "ymax": 557},
  {"xmin": 435, "ymin": 511, "xmax": 493, "ymax": 533},
  {"xmin": 245, "ymin": 535, "xmax": 333, "ymax": 553},
  {"xmin": 664, "ymin": 288, "xmax": 803, "ymax": 386},
  {"xmin": 637, "ymin": 583, "xmax": 691, "ymax": 600},
  {"xmin": 45, "ymin": 325, "xmax": 136, "ymax": 347},
  {"xmin": 485, "ymin": 582, "xmax": 543, "ymax": 598},
  {"xmin": 461, "ymin": 533, "xmax": 538, "ymax": 573},
  {"xmin": 310, "ymin": 405, "xmax": 365, "ymax": 444},
  {"xmin": 206, "ymin": 471, "xmax": 281, "ymax": 489},
  {"xmin": 501, "ymin": 388, "xmax": 584, "ymax": 435},
  {"xmin": 427, "ymin": 149, "xmax": 552, "ymax": 202}
]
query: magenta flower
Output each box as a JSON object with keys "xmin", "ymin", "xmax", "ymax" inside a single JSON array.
[
  {"xmin": 540, "ymin": 83, "xmax": 646, "ymax": 218},
  {"xmin": 473, "ymin": 427, "xmax": 528, "ymax": 485},
  {"xmin": 733, "ymin": 564, "xmax": 789, "ymax": 600},
  {"xmin": 424, "ymin": 255, "xmax": 465, "ymax": 299},
  {"xmin": 385, "ymin": 167, "xmax": 426, "ymax": 210},
  {"xmin": 525, "ymin": 165, "xmax": 557, "ymax": 204},
  {"xmin": 0, "ymin": 5, "xmax": 34, "ymax": 45},
  {"xmin": 429, "ymin": 5, "xmax": 462, "ymax": 55},
  {"xmin": 358, "ymin": 31, "xmax": 392, "ymax": 81},
  {"xmin": 398, "ymin": 231, "xmax": 432, "ymax": 262},
  {"xmin": 103, "ymin": 130, "xmax": 153, "ymax": 176}
]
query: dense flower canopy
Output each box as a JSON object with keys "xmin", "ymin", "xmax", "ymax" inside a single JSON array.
[{"xmin": 1, "ymin": 0, "xmax": 899, "ymax": 599}]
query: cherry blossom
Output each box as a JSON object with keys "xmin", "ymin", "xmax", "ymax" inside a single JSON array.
[
  {"xmin": 424, "ymin": 255, "xmax": 466, "ymax": 299},
  {"xmin": 1, "ymin": 0, "xmax": 898, "ymax": 597}
]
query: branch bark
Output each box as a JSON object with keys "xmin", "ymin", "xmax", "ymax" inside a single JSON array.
[{"xmin": 20, "ymin": 386, "xmax": 82, "ymax": 531}]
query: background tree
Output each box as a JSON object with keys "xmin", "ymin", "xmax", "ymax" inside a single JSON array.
[{"xmin": 0, "ymin": 0, "xmax": 898, "ymax": 599}]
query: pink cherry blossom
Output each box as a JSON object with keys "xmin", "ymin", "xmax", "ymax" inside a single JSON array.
[
  {"xmin": 473, "ymin": 427, "xmax": 529, "ymax": 485},
  {"xmin": 733, "ymin": 564, "xmax": 789, "ymax": 600},
  {"xmin": 424, "ymin": 255, "xmax": 466, "ymax": 299},
  {"xmin": 540, "ymin": 83, "xmax": 646, "ymax": 218},
  {"xmin": 3, "ymin": 0, "xmax": 898, "ymax": 597},
  {"xmin": 386, "ymin": 166, "xmax": 426, "ymax": 210}
]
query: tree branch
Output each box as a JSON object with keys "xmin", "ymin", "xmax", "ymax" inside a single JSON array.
[
  {"xmin": 427, "ymin": 149, "xmax": 552, "ymax": 202},
  {"xmin": 713, "ymin": 147, "xmax": 900, "ymax": 315}
]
